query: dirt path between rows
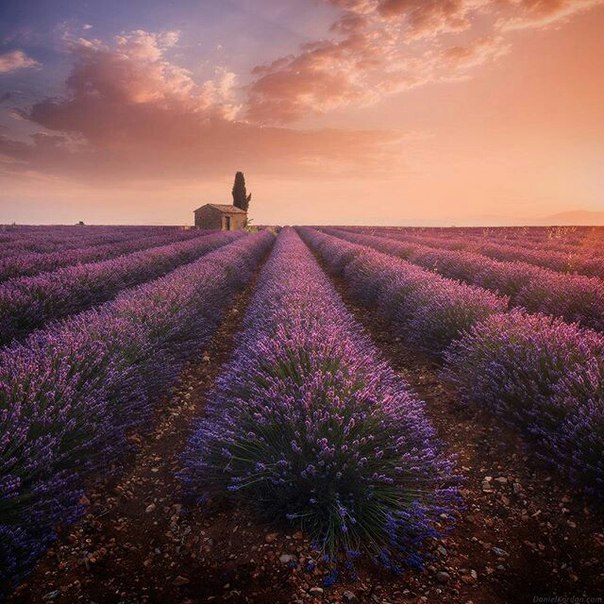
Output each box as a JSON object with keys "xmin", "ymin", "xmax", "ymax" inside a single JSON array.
[
  {"xmin": 317, "ymin": 257, "xmax": 604, "ymax": 604},
  {"xmin": 9, "ymin": 248, "xmax": 604, "ymax": 604},
  {"xmin": 8, "ymin": 265, "xmax": 311, "ymax": 604}
]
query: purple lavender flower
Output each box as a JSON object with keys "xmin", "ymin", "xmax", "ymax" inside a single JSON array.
[
  {"xmin": 443, "ymin": 310, "xmax": 604, "ymax": 498},
  {"xmin": 0, "ymin": 227, "xmax": 210, "ymax": 282},
  {"xmin": 0, "ymin": 231, "xmax": 273, "ymax": 594},
  {"xmin": 182, "ymin": 228, "xmax": 456, "ymax": 571},
  {"xmin": 298, "ymin": 227, "xmax": 506, "ymax": 356},
  {"xmin": 300, "ymin": 227, "xmax": 604, "ymax": 499},
  {"xmin": 0, "ymin": 230, "xmax": 243, "ymax": 345},
  {"xmin": 323, "ymin": 227, "xmax": 604, "ymax": 332}
]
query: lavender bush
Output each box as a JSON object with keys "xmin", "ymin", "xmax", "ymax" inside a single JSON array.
[
  {"xmin": 0, "ymin": 228, "xmax": 208, "ymax": 281},
  {"xmin": 302, "ymin": 228, "xmax": 604, "ymax": 498},
  {"xmin": 326, "ymin": 228, "xmax": 604, "ymax": 332},
  {"xmin": 182, "ymin": 228, "xmax": 456, "ymax": 571},
  {"xmin": 514, "ymin": 272, "xmax": 604, "ymax": 331},
  {"xmin": 0, "ymin": 225, "xmax": 176, "ymax": 259},
  {"xmin": 0, "ymin": 231, "xmax": 273, "ymax": 595},
  {"xmin": 0, "ymin": 230, "xmax": 242, "ymax": 346},
  {"xmin": 443, "ymin": 311, "xmax": 604, "ymax": 497},
  {"xmin": 300, "ymin": 228, "xmax": 507, "ymax": 356},
  {"xmin": 340, "ymin": 226, "xmax": 604, "ymax": 275}
]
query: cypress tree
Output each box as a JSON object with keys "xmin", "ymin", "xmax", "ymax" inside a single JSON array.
[{"xmin": 232, "ymin": 171, "xmax": 251, "ymax": 212}]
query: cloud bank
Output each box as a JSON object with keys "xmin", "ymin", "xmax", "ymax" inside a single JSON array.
[
  {"xmin": 246, "ymin": 0, "xmax": 602, "ymax": 122},
  {"xmin": 0, "ymin": 0, "xmax": 602, "ymax": 185},
  {"xmin": 1, "ymin": 30, "xmax": 403, "ymax": 183}
]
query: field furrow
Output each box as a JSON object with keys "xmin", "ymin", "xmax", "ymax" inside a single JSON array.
[
  {"xmin": 324, "ymin": 228, "xmax": 604, "ymax": 332},
  {"xmin": 0, "ymin": 229, "xmax": 210, "ymax": 282},
  {"xmin": 0, "ymin": 231, "xmax": 242, "ymax": 345},
  {"xmin": 7, "ymin": 249, "xmax": 299, "ymax": 604},
  {"xmin": 306, "ymin": 237, "xmax": 604, "ymax": 602},
  {"xmin": 2, "ymin": 223, "xmax": 603, "ymax": 604},
  {"xmin": 299, "ymin": 227, "xmax": 604, "ymax": 499},
  {"xmin": 346, "ymin": 226, "xmax": 604, "ymax": 260},
  {"xmin": 0, "ymin": 226, "xmax": 180, "ymax": 258},
  {"xmin": 361, "ymin": 228, "xmax": 604, "ymax": 279},
  {"xmin": 0, "ymin": 231, "xmax": 274, "ymax": 595}
]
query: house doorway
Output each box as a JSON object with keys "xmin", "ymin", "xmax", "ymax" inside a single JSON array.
[{"xmin": 224, "ymin": 216, "xmax": 231, "ymax": 231}]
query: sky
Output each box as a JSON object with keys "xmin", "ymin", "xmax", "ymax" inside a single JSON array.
[{"xmin": 0, "ymin": 0, "xmax": 602, "ymax": 226}]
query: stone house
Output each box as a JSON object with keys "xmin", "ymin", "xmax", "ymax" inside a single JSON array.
[{"xmin": 194, "ymin": 204, "xmax": 247, "ymax": 231}]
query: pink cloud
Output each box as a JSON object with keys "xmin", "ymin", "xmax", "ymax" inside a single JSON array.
[
  {"xmin": 0, "ymin": 30, "xmax": 403, "ymax": 184},
  {"xmin": 377, "ymin": 0, "xmax": 485, "ymax": 36},
  {"xmin": 247, "ymin": 30, "xmax": 384, "ymax": 122},
  {"xmin": 245, "ymin": 0, "xmax": 602, "ymax": 123},
  {"xmin": 2, "ymin": 0, "xmax": 601, "ymax": 185},
  {"xmin": 0, "ymin": 49, "xmax": 39, "ymax": 73},
  {"xmin": 57, "ymin": 30, "xmax": 237, "ymax": 116},
  {"xmin": 497, "ymin": 0, "xmax": 604, "ymax": 29},
  {"xmin": 440, "ymin": 36, "xmax": 510, "ymax": 72}
]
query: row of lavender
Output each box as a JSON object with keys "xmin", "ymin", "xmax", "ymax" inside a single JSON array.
[
  {"xmin": 354, "ymin": 226, "xmax": 604, "ymax": 256},
  {"xmin": 327, "ymin": 228, "xmax": 604, "ymax": 332},
  {"xmin": 0, "ymin": 225, "xmax": 181, "ymax": 258},
  {"xmin": 368, "ymin": 228, "xmax": 604, "ymax": 277},
  {"xmin": 182, "ymin": 228, "xmax": 455, "ymax": 575},
  {"xmin": 421, "ymin": 228, "xmax": 604, "ymax": 260},
  {"xmin": 0, "ymin": 230, "xmax": 274, "ymax": 594},
  {"xmin": 348, "ymin": 227, "xmax": 604, "ymax": 279},
  {"xmin": 0, "ymin": 231, "xmax": 242, "ymax": 346},
  {"xmin": 0, "ymin": 228, "xmax": 209, "ymax": 282},
  {"xmin": 299, "ymin": 228, "xmax": 604, "ymax": 499}
]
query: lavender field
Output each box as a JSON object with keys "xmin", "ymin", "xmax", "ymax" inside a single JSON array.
[{"xmin": 1, "ymin": 224, "xmax": 603, "ymax": 603}]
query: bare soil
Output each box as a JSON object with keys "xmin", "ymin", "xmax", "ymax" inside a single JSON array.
[
  {"xmin": 9, "ymin": 268, "xmax": 298, "ymax": 603},
  {"xmin": 8, "ymin": 253, "xmax": 604, "ymax": 604},
  {"xmin": 318, "ymin": 261, "xmax": 604, "ymax": 604}
]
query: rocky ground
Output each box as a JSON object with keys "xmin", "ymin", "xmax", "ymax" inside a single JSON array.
[
  {"xmin": 8, "ymin": 258, "xmax": 604, "ymax": 604},
  {"xmin": 323, "ymin": 263, "xmax": 604, "ymax": 604}
]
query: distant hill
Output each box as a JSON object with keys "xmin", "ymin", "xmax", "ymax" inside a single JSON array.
[{"xmin": 539, "ymin": 210, "xmax": 604, "ymax": 225}]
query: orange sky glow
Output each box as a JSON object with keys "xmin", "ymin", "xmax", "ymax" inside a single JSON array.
[{"xmin": 0, "ymin": 0, "xmax": 602, "ymax": 225}]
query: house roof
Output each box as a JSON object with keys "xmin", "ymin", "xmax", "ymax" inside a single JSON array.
[{"xmin": 194, "ymin": 203, "xmax": 247, "ymax": 214}]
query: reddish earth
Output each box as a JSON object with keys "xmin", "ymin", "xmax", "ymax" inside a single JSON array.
[
  {"xmin": 9, "ymin": 270, "xmax": 295, "ymax": 604},
  {"xmin": 322, "ymin": 263, "xmax": 604, "ymax": 604},
  {"xmin": 8, "ymin": 257, "xmax": 604, "ymax": 604}
]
